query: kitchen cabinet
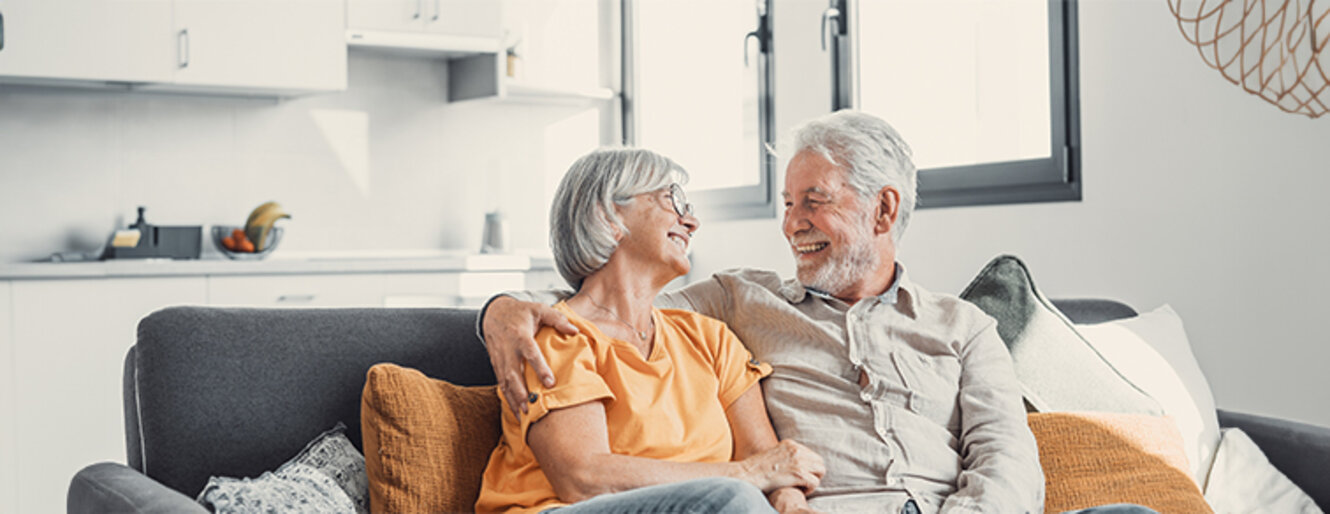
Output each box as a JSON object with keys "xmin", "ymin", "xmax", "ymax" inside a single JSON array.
[
  {"xmin": 207, "ymin": 272, "xmax": 461, "ymax": 307},
  {"xmin": 347, "ymin": 0, "xmax": 502, "ymax": 39},
  {"xmin": 0, "ymin": 0, "xmax": 174, "ymax": 83},
  {"xmin": 0, "ymin": 281, "xmax": 14, "ymax": 514},
  {"xmin": 0, "ymin": 0, "xmax": 346, "ymax": 94},
  {"xmin": 159, "ymin": 0, "xmax": 346, "ymax": 93},
  {"xmin": 7, "ymin": 277, "xmax": 207, "ymax": 514}
]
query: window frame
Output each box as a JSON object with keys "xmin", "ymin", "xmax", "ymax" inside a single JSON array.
[
  {"xmin": 842, "ymin": 0, "xmax": 1082, "ymax": 208},
  {"xmin": 620, "ymin": 0, "xmax": 779, "ymax": 220}
]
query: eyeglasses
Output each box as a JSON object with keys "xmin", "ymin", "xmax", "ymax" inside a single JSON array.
[{"xmin": 667, "ymin": 183, "xmax": 694, "ymax": 218}]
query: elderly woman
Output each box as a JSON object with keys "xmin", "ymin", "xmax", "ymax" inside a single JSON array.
[{"xmin": 475, "ymin": 148, "xmax": 825, "ymax": 514}]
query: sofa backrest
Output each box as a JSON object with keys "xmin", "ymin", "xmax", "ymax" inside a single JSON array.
[{"xmin": 123, "ymin": 306, "xmax": 492, "ymax": 500}]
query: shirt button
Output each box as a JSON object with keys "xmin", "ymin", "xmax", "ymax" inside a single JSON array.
[{"xmin": 527, "ymin": 393, "xmax": 539, "ymax": 404}]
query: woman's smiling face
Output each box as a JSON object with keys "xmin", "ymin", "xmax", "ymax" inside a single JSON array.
[{"xmin": 615, "ymin": 185, "xmax": 700, "ymax": 280}]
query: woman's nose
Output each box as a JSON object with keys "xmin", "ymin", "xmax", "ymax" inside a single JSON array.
[{"xmin": 681, "ymin": 213, "xmax": 700, "ymax": 234}]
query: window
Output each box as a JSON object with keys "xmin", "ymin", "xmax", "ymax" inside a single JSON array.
[
  {"xmin": 622, "ymin": 0, "xmax": 776, "ymax": 219},
  {"xmin": 623, "ymin": 0, "xmax": 1079, "ymax": 216},
  {"xmin": 834, "ymin": 0, "xmax": 1080, "ymax": 207}
]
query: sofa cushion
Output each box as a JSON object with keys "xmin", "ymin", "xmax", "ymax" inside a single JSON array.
[
  {"xmin": 959, "ymin": 255, "xmax": 1163, "ymax": 414},
  {"xmin": 1076, "ymin": 305, "xmax": 1220, "ymax": 486},
  {"xmin": 361, "ymin": 363, "xmax": 502, "ymax": 513},
  {"xmin": 197, "ymin": 463, "xmax": 355, "ymax": 514},
  {"xmin": 196, "ymin": 423, "xmax": 366, "ymax": 514},
  {"xmin": 1204, "ymin": 427, "xmax": 1322, "ymax": 513},
  {"xmin": 1029, "ymin": 412, "xmax": 1212, "ymax": 513}
]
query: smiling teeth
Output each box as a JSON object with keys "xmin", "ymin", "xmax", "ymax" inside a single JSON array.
[
  {"xmin": 795, "ymin": 242, "xmax": 828, "ymax": 254},
  {"xmin": 669, "ymin": 235, "xmax": 688, "ymax": 250}
]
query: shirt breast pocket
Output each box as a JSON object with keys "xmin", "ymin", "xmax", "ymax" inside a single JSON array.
[{"xmin": 892, "ymin": 352, "xmax": 963, "ymax": 429}]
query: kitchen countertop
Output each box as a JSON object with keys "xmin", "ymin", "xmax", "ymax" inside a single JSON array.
[{"xmin": 0, "ymin": 250, "xmax": 554, "ymax": 280}]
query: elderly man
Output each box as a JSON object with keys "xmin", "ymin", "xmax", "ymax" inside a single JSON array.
[{"xmin": 482, "ymin": 111, "xmax": 1143, "ymax": 514}]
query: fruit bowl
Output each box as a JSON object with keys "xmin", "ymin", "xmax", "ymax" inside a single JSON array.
[{"xmin": 213, "ymin": 226, "xmax": 283, "ymax": 260}]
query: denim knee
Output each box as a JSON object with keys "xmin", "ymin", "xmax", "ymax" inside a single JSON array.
[{"xmin": 702, "ymin": 477, "xmax": 773, "ymax": 514}]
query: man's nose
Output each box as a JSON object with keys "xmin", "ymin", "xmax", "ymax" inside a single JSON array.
[{"xmin": 783, "ymin": 209, "xmax": 807, "ymax": 237}]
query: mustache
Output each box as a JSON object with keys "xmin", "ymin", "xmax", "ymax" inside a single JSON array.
[{"xmin": 789, "ymin": 228, "xmax": 831, "ymax": 246}]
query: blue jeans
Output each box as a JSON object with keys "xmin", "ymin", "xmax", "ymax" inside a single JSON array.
[
  {"xmin": 1064, "ymin": 504, "xmax": 1159, "ymax": 514},
  {"xmin": 899, "ymin": 500, "xmax": 1156, "ymax": 514},
  {"xmin": 544, "ymin": 477, "xmax": 774, "ymax": 514}
]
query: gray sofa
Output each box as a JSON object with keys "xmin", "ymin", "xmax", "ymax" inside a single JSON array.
[{"xmin": 68, "ymin": 301, "xmax": 1330, "ymax": 513}]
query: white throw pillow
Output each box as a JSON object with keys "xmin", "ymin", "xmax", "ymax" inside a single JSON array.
[
  {"xmin": 1204, "ymin": 428, "xmax": 1322, "ymax": 514},
  {"xmin": 1075, "ymin": 305, "xmax": 1220, "ymax": 487}
]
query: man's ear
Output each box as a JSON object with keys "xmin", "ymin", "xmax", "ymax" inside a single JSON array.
[{"xmin": 875, "ymin": 186, "xmax": 901, "ymax": 235}]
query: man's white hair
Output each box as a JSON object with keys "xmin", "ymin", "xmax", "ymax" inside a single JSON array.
[{"xmin": 791, "ymin": 110, "xmax": 918, "ymax": 244}]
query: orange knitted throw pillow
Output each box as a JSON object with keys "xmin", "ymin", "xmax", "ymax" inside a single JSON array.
[
  {"xmin": 1029, "ymin": 412, "xmax": 1212, "ymax": 514},
  {"xmin": 361, "ymin": 363, "xmax": 501, "ymax": 513}
]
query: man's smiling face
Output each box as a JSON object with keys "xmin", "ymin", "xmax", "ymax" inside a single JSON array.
[{"xmin": 781, "ymin": 149, "xmax": 881, "ymax": 296}]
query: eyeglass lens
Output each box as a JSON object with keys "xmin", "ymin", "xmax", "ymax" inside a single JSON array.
[{"xmin": 669, "ymin": 184, "xmax": 693, "ymax": 217}]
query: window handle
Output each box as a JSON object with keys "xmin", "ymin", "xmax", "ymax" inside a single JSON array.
[
  {"xmin": 177, "ymin": 29, "xmax": 190, "ymax": 68},
  {"xmin": 744, "ymin": 30, "xmax": 759, "ymax": 67},
  {"xmin": 821, "ymin": 7, "xmax": 841, "ymax": 52}
]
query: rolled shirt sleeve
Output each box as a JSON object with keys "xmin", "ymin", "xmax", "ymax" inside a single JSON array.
[
  {"xmin": 518, "ymin": 328, "xmax": 615, "ymax": 440},
  {"xmin": 940, "ymin": 319, "xmax": 1045, "ymax": 513}
]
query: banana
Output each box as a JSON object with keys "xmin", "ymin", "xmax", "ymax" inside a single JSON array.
[
  {"xmin": 244, "ymin": 202, "xmax": 291, "ymax": 252},
  {"xmin": 244, "ymin": 201, "xmax": 282, "ymax": 232}
]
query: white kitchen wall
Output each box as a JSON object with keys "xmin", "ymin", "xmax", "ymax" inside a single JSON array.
[
  {"xmin": 0, "ymin": 51, "xmax": 603, "ymax": 263},
  {"xmin": 690, "ymin": 0, "xmax": 1330, "ymax": 427}
]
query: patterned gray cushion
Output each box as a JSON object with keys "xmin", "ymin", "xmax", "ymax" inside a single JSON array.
[{"xmin": 197, "ymin": 423, "xmax": 368, "ymax": 514}]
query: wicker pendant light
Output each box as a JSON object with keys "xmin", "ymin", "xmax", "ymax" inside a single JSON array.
[{"xmin": 1168, "ymin": 0, "xmax": 1330, "ymax": 118}]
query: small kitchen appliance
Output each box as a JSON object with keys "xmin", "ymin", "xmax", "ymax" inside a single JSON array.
[{"xmin": 102, "ymin": 206, "xmax": 202, "ymax": 260}]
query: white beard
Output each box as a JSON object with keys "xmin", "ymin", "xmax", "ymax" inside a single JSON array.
[{"xmin": 796, "ymin": 220, "xmax": 881, "ymax": 296}]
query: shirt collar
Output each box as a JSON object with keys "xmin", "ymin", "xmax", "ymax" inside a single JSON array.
[{"xmin": 779, "ymin": 262, "xmax": 914, "ymax": 315}]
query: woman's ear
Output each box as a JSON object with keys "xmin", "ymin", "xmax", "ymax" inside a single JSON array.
[
  {"xmin": 602, "ymin": 205, "xmax": 626, "ymax": 241},
  {"xmin": 875, "ymin": 186, "xmax": 901, "ymax": 235}
]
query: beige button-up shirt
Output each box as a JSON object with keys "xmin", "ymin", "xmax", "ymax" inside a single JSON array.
[{"xmin": 500, "ymin": 265, "xmax": 1044, "ymax": 513}]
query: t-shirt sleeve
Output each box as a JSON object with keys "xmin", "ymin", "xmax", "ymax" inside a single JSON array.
[
  {"xmin": 710, "ymin": 323, "xmax": 772, "ymax": 409},
  {"xmin": 519, "ymin": 328, "xmax": 616, "ymax": 440}
]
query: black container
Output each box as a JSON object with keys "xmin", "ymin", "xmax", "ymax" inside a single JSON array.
[{"xmin": 102, "ymin": 207, "xmax": 202, "ymax": 260}]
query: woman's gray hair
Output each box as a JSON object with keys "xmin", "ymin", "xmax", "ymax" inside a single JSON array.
[
  {"xmin": 550, "ymin": 147, "xmax": 688, "ymax": 290},
  {"xmin": 792, "ymin": 110, "xmax": 917, "ymax": 244}
]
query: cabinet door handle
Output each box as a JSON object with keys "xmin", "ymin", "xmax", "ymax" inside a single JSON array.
[
  {"xmin": 412, "ymin": 0, "xmax": 422, "ymax": 20},
  {"xmin": 177, "ymin": 29, "xmax": 190, "ymax": 68},
  {"xmin": 1, "ymin": 10, "xmax": 6, "ymax": 53},
  {"xmin": 277, "ymin": 294, "xmax": 316, "ymax": 303},
  {"xmin": 431, "ymin": 0, "xmax": 440, "ymax": 21}
]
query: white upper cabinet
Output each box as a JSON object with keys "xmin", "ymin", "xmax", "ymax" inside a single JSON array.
[
  {"xmin": 163, "ymin": 0, "xmax": 346, "ymax": 93},
  {"xmin": 0, "ymin": 0, "xmax": 174, "ymax": 83},
  {"xmin": 347, "ymin": 0, "xmax": 502, "ymax": 38},
  {"xmin": 0, "ymin": 0, "xmax": 346, "ymax": 94}
]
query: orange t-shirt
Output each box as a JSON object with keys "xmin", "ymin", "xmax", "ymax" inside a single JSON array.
[{"xmin": 475, "ymin": 301, "xmax": 773, "ymax": 514}]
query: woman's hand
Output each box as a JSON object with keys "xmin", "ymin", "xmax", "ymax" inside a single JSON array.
[
  {"xmin": 769, "ymin": 486, "xmax": 823, "ymax": 514},
  {"xmin": 482, "ymin": 296, "xmax": 579, "ymax": 415},
  {"xmin": 735, "ymin": 440, "xmax": 826, "ymax": 493}
]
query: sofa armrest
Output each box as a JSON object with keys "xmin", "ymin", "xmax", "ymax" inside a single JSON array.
[
  {"xmin": 68, "ymin": 462, "xmax": 208, "ymax": 514},
  {"xmin": 1217, "ymin": 409, "xmax": 1330, "ymax": 510}
]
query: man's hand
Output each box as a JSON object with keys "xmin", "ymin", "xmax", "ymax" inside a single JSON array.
[
  {"xmin": 735, "ymin": 440, "xmax": 826, "ymax": 493},
  {"xmin": 482, "ymin": 296, "xmax": 579, "ymax": 416}
]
